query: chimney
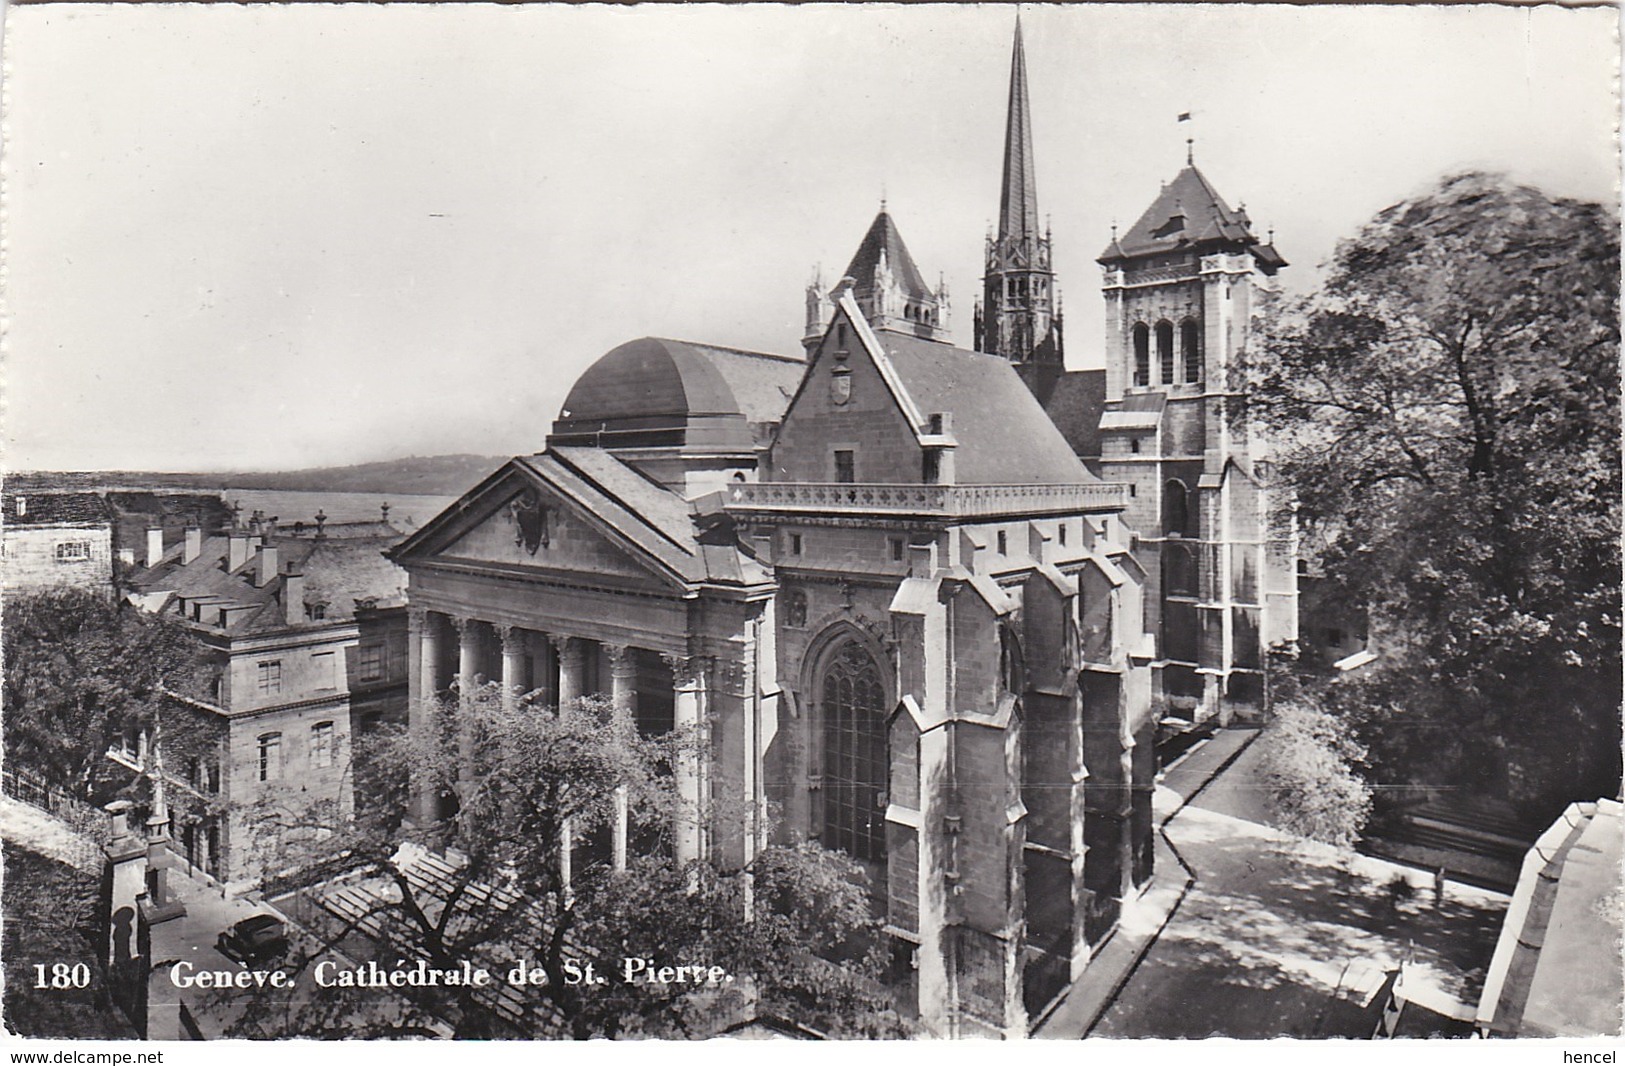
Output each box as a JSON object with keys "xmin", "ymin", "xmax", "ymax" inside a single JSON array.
[
  {"xmin": 228, "ymin": 533, "xmax": 250, "ymax": 572},
  {"xmin": 145, "ymin": 527, "xmax": 164, "ymax": 568},
  {"xmin": 283, "ymin": 565, "xmax": 306, "ymax": 622},
  {"xmin": 255, "ymin": 544, "xmax": 279, "ymax": 588},
  {"xmin": 183, "ymin": 527, "xmax": 202, "ymax": 565},
  {"xmin": 13, "ymin": 496, "xmax": 25, "ymax": 518},
  {"xmin": 924, "ymin": 413, "xmax": 957, "ymax": 485}
]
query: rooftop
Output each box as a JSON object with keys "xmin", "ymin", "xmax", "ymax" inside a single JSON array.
[
  {"xmin": 1100, "ymin": 164, "xmax": 1286, "ymax": 271},
  {"xmin": 2, "ymin": 491, "xmax": 111, "ymax": 527}
]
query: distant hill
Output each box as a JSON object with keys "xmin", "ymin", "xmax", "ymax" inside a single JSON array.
[{"xmin": 10, "ymin": 454, "xmax": 510, "ymax": 497}]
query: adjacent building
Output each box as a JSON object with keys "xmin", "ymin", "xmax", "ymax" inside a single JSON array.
[
  {"xmin": 121, "ymin": 509, "xmax": 409, "ymax": 885},
  {"xmin": 1, "ymin": 490, "xmax": 115, "ymax": 597}
]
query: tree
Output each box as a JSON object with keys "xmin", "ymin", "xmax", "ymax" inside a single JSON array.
[
  {"xmin": 223, "ymin": 687, "xmax": 906, "ymax": 1039},
  {"xmin": 2, "ymin": 589, "xmax": 202, "ymax": 803},
  {"xmin": 1247, "ymin": 172, "xmax": 1621, "ymax": 818},
  {"xmin": 1255, "ymin": 696, "xmax": 1373, "ymax": 849}
]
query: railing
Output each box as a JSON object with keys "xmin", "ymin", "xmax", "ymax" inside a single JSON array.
[
  {"xmin": 727, "ymin": 481, "xmax": 1127, "ymax": 517},
  {"xmin": 3, "ymin": 767, "xmax": 111, "ymax": 845}
]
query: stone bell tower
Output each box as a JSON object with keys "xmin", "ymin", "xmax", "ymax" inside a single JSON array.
[
  {"xmin": 1096, "ymin": 152, "xmax": 1298, "ymax": 719},
  {"xmin": 975, "ymin": 17, "xmax": 1063, "ymax": 377}
]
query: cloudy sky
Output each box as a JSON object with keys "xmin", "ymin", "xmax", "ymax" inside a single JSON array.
[{"xmin": 4, "ymin": 2, "xmax": 1616, "ymax": 473}]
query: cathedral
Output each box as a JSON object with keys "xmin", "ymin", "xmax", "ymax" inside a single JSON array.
[{"xmin": 389, "ymin": 19, "xmax": 1296, "ymax": 1038}]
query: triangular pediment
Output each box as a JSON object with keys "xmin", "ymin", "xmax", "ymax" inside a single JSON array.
[{"xmin": 391, "ymin": 460, "xmax": 693, "ymax": 590}]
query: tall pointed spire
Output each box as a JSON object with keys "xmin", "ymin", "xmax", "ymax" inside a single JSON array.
[
  {"xmin": 999, "ymin": 15, "xmax": 1039, "ymax": 242},
  {"xmin": 978, "ymin": 14, "xmax": 1061, "ymax": 373}
]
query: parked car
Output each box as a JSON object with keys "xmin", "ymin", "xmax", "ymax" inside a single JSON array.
[{"xmin": 216, "ymin": 914, "xmax": 289, "ymax": 965}]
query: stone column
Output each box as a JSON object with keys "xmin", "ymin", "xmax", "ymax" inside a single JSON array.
[
  {"xmin": 606, "ymin": 644, "xmax": 637, "ymax": 873},
  {"xmin": 554, "ymin": 636, "xmax": 586, "ymax": 708},
  {"xmin": 499, "ymin": 625, "xmax": 525, "ymax": 712},
  {"xmin": 408, "ymin": 607, "xmax": 438, "ymax": 823},
  {"xmin": 453, "ymin": 617, "xmax": 479, "ymax": 831},
  {"xmin": 666, "ymin": 654, "xmax": 706, "ymax": 865}
]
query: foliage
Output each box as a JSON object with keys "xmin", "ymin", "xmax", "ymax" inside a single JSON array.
[
  {"xmin": 1246, "ymin": 172, "xmax": 1621, "ymax": 818},
  {"xmin": 1, "ymin": 843, "xmax": 133, "ymax": 1038},
  {"xmin": 1256, "ymin": 697, "xmax": 1373, "ymax": 849},
  {"xmin": 224, "ymin": 687, "xmax": 906, "ymax": 1039},
  {"xmin": 2, "ymin": 589, "xmax": 203, "ymax": 803}
]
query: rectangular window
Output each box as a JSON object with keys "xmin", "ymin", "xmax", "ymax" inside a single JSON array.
[
  {"xmin": 54, "ymin": 541, "xmax": 91, "ymax": 563},
  {"xmin": 312, "ymin": 650, "xmax": 336, "ymax": 690},
  {"xmin": 257, "ymin": 660, "xmax": 282, "ymax": 695},
  {"xmin": 257, "ymin": 732, "xmax": 282, "ymax": 782},
  {"xmin": 834, "ymin": 449, "xmax": 855, "ymax": 484},
  {"xmin": 790, "ymin": 533, "xmax": 803, "ymax": 556},
  {"xmin": 1058, "ymin": 523, "xmax": 1068, "ymax": 546},
  {"xmin": 890, "ymin": 537, "xmax": 904, "ymax": 562},
  {"xmin": 358, "ymin": 644, "xmax": 385, "ymax": 683},
  {"xmin": 310, "ymin": 722, "xmax": 335, "ymax": 770},
  {"xmin": 996, "ymin": 530, "xmax": 1008, "ymax": 555}
]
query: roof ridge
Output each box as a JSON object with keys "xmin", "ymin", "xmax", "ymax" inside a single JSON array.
[
  {"xmin": 536, "ymin": 451, "xmax": 695, "ymax": 558},
  {"xmin": 652, "ymin": 337, "xmax": 804, "ymax": 365}
]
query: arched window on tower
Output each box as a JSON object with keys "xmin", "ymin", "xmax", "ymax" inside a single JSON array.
[
  {"xmin": 1182, "ymin": 319, "xmax": 1202, "ymax": 383},
  {"xmin": 1156, "ymin": 321, "xmax": 1175, "ymax": 385},
  {"xmin": 1163, "ymin": 479, "xmax": 1194, "ymax": 538},
  {"xmin": 1132, "ymin": 323, "xmax": 1150, "ymax": 387},
  {"xmin": 820, "ymin": 639, "xmax": 888, "ymax": 863}
]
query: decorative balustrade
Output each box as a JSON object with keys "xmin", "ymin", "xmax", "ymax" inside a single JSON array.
[{"xmin": 727, "ymin": 481, "xmax": 1127, "ymax": 517}]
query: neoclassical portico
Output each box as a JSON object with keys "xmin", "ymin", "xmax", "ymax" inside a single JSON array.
[{"xmin": 389, "ymin": 449, "xmax": 778, "ymax": 874}]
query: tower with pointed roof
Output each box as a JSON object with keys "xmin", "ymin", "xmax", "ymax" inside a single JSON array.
[
  {"xmin": 1096, "ymin": 155, "xmax": 1297, "ymax": 719},
  {"xmin": 974, "ymin": 18, "xmax": 1063, "ymax": 375},
  {"xmin": 805, "ymin": 207, "xmax": 950, "ymax": 355}
]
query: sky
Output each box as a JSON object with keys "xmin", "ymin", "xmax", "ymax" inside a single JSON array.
[{"xmin": 3, "ymin": 2, "xmax": 1617, "ymax": 473}]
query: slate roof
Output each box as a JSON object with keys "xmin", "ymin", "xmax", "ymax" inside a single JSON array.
[
  {"xmin": 1100, "ymin": 165, "xmax": 1287, "ymax": 272},
  {"xmin": 843, "ymin": 210, "xmax": 933, "ymax": 301},
  {"xmin": 499, "ymin": 450, "xmax": 768, "ymax": 589},
  {"xmin": 1038, "ymin": 369, "xmax": 1106, "ymax": 460},
  {"xmin": 2, "ymin": 491, "xmax": 111, "ymax": 526},
  {"xmin": 865, "ymin": 329, "xmax": 1100, "ymax": 486},
  {"xmin": 550, "ymin": 338, "xmax": 803, "ymax": 451},
  {"xmin": 129, "ymin": 528, "xmax": 407, "ymax": 634},
  {"xmin": 673, "ymin": 340, "xmax": 804, "ymax": 426}
]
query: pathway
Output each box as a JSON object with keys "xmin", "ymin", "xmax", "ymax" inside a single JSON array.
[{"xmin": 1091, "ymin": 739, "xmax": 1509, "ymax": 1038}]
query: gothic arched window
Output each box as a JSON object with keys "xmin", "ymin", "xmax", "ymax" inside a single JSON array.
[
  {"xmin": 1132, "ymin": 323, "xmax": 1150, "ymax": 387},
  {"xmin": 1182, "ymin": 319, "xmax": 1202, "ymax": 383},
  {"xmin": 1156, "ymin": 321, "xmax": 1175, "ymax": 385},
  {"xmin": 1163, "ymin": 542, "xmax": 1197, "ymax": 597},
  {"xmin": 1163, "ymin": 479, "xmax": 1192, "ymax": 538},
  {"xmin": 820, "ymin": 640, "xmax": 887, "ymax": 862}
]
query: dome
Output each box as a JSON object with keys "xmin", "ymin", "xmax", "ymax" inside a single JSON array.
[{"xmin": 548, "ymin": 337, "xmax": 802, "ymax": 453}]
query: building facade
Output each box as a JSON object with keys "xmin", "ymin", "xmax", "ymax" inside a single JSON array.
[
  {"xmin": 1094, "ymin": 163, "xmax": 1299, "ymax": 717},
  {"xmin": 1, "ymin": 491, "xmax": 115, "ymax": 597},
  {"xmin": 387, "ymin": 19, "xmax": 1299, "ymax": 1036},
  {"xmin": 973, "ymin": 22, "xmax": 1301, "ymax": 721},
  {"xmin": 121, "ymin": 509, "xmax": 409, "ymax": 885}
]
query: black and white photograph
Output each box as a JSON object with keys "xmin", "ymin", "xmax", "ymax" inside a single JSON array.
[{"xmin": 0, "ymin": 0, "xmax": 1618, "ymax": 1051}]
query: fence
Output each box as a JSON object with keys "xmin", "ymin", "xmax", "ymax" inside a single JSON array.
[{"xmin": 2, "ymin": 767, "xmax": 112, "ymax": 844}]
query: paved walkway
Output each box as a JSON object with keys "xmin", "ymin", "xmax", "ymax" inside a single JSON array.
[{"xmin": 1092, "ymin": 739, "xmax": 1509, "ymax": 1038}]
